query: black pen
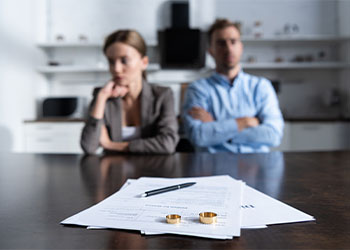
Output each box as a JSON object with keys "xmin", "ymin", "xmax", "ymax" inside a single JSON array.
[{"xmin": 141, "ymin": 182, "xmax": 196, "ymax": 197}]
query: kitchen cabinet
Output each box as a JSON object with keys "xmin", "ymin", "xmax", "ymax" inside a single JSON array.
[
  {"xmin": 274, "ymin": 121, "xmax": 350, "ymax": 152},
  {"xmin": 24, "ymin": 121, "xmax": 84, "ymax": 154},
  {"xmin": 23, "ymin": 120, "xmax": 350, "ymax": 154},
  {"xmin": 288, "ymin": 121, "xmax": 350, "ymax": 151}
]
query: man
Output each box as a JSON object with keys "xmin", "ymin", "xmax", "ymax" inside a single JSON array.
[{"xmin": 182, "ymin": 18, "xmax": 284, "ymax": 153}]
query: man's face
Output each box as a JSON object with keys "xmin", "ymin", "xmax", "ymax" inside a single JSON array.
[{"xmin": 209, "ymin": 26, "xmax": 243, "ymax": 72}]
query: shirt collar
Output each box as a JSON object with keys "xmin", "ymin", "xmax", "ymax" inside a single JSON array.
[{"xmin": 212, "ymin": 70, "xmax": 244, "ymax": 88}]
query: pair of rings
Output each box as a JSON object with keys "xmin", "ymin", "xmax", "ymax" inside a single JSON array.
[{"xmin": 166, "ymin": 212, "xmax": 217, "ymax": 224}]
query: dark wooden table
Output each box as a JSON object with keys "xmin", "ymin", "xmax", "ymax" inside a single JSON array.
[{"xmin": 0, "ymin": 151, "xmax": 349, "ymax": 249}]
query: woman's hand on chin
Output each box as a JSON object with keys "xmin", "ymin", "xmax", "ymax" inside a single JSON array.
[
  {"xmin": 99, "ymin": 81, "xmax": 129, "ymax": 99},
  {"xmin": 111, "ymin": 84, "xmax": 129, "ymax": 98}
]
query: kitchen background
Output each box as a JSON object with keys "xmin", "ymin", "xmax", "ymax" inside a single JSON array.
[{"xmin": 0, "ymin": 0, "xmax": 349, "ymax": 153}]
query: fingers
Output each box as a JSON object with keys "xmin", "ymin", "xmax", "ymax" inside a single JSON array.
[
  {"xmin": 190, "ymin": 107, "xmax": 203, "ymax": 111},
  {"xmin": 118, "ymin": 86, "xmax": 129, "ymax": 97},
  {"xmin": 111, "ymin": 86, "xmax": 125, "ymax": 97},
  {"xmin": 235, "ymin": 118, "xmax": 245, "ymax": 131},
  {"xmin": 189, "ymin": 107, "xmax": 205, "ymax": 115},
  {"xmin": 247, "ymin": 117, "xmax": 259, "ymax": 127},
  {"xmin": 189, "ymin": 107, "xmax": 204, "ymax": 118},
  {"xmin": 101, "ymin": 80, "xmax": 129, "ymax": 99},
  {"xmin": 103, "ymin": 81, "xmax": 115, "ymax": 92},
  {"xmin": 188, "ymin": 107, "xmax": 214, "ymax": 122},
  {"xmin": 236, "ymin": 117, "xmax": 260, "ymax": 131},
  {"xmin": 99, "ymin": 81, "xmax": 114, "ymax": 98},
  {"xmin": 111, "ymin": 84, "xmax": 129, "ymax": 98},
  {"xmin": 189, "ymin": 111, "xmax": 201, "ymax": 119}
]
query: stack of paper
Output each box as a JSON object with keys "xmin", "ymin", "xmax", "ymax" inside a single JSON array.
[{"xmin": 61, "ymin": 175, "xmax": 315, "ymax": 239}]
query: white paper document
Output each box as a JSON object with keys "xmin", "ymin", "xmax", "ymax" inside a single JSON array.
[
  {"xmin": 62, "ymin": 175, "xmax": 315, "ymax": 239},
  {"xmin": 114, "ymin": 178, "xmax": 314, "ymax": 228},
  {"xmin": 62, "ymin": 175, "xmax": 243, "ymax": 239},
  {"xmin": 241, "ymin": 185, "xmax": 314, "ymax": 227}
]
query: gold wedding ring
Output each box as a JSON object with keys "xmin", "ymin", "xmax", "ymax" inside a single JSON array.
[
  {"xmin": 166, "ymin": 214, "xmax": 181, "ymax": 224},
  {"xmin": 199, "ymin": 212, "xmax": 217, "ymax": 224}
]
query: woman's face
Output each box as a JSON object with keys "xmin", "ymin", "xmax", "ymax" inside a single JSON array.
[{"xmin": 105, "ymin": 42, "xmax": 148, "ymax": 89}]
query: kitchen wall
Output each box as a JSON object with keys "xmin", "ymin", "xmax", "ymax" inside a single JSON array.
[
  {"xmin": 0, "ymin": 0, "xmax": 47, "ymax": 152},
  {"xmin": 214, "ymin": 0, "xmax": 345, "ymax": 120},
  {"xmin": 0, "ymin": 0, "xmax": 349, "ymax": 152}
]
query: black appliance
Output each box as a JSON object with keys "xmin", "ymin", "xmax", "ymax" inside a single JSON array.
[
  {"xmin": 158, "ymin": 2, "xmax": 205, "ymax": 69},
  {"xmin": 42, "ymin": 97, "xmax": 86, "ymax": 118}
]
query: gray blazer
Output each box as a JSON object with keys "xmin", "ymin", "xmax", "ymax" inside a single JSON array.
[{"xmin": 81, "ymin": 80, "xmax": 179, "ymax": 154}]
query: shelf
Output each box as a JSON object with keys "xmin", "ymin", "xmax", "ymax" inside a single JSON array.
[
  {"xmin": 284, "ymin": 118, "xmax": 350, "ymax": 122},
  {"xmin": 37, "ymin": 35, "xmax": 350, "ymax": 47},
  {"xmin": 37, "ymin": 42, "xmax": 102, "ymax": 48},
  {"xmin": 241, "ymin": 62, "xmax": 350, "ymax": 69},
  {"xmin": 241, "ymin": 35, "xmax": 350, "ymax": 43},
  {"xmin": 24, "ymin": 118, "xmax": 85, "ymax": 123},
  {"xmin": 37, "ymin": 65, "xmax": 107, "ymax": 73},
  {"xmin": 37, "ymin": 40, "xmax": 158, "ymax": 48},
  {"xmin": 37, "ymin": 63, "xmax": 161, "ymax": 73},
  {"xmin": 37, "ymin": 62, "xmax": 349, "ymax": 73}
]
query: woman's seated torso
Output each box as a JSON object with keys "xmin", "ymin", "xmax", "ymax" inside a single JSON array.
[{"xmin": 101, "ymin": 82, "xmax": 175, "ymax": 141}]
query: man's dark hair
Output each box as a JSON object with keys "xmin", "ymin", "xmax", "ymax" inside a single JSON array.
[{"xmin": 208, "ymin": 18, "xmax": 241, "ymax": 45}]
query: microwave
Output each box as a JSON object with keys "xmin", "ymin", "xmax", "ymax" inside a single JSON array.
[{"xmin": 41, "ymin": 97, "xmax": 87, "ymax": 119}]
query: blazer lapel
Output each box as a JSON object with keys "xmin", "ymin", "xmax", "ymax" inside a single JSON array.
[
  {"xmin": 140, "ymin": 80, "xmax": 154, "ymax": 129},
  {"xmin": 110, "ymin": 97, "xmax": 122, "ymax": 141}
]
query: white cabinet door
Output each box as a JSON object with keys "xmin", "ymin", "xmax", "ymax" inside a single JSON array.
[
  {"xmin": 289, "ymin": 122, "xmax": 350, "ymax": 151},
  {"xmin": 272, "ymin": 122, "xmax": 291, "ymax": 152},
  {"xmin": 24, "ymin": 122, "xmax": 84, "ymax": 154}
]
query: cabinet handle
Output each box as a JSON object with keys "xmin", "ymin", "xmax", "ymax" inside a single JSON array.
[
  {"xmin": 302, "ymin": 125, "xmax": 320, "ymax": 130},
  {"xmin": 36, "ymin": 126, "xmax": 53, "ymax": 130},
  {"xmin": 36, "ymin": 138, "xmax": 52, "ymax": 142}
]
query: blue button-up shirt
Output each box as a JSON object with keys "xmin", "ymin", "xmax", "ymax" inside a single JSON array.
[{"xmin": 182, "ymin": 71, "xmax": 284, "ymax": 153}]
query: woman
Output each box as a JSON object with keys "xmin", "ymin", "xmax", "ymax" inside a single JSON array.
[{"xmin": 81, "ymin": 30, "xmax": 179, "ymax": 154}]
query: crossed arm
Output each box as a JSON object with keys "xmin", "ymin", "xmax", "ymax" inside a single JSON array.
[
  {"xmin": 183, "ymin": 82, "xmax": 284, "ymax": 148},
  {"xmin": 189, "ymin": 107, "xmax": 259, "ymax": 131}
]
